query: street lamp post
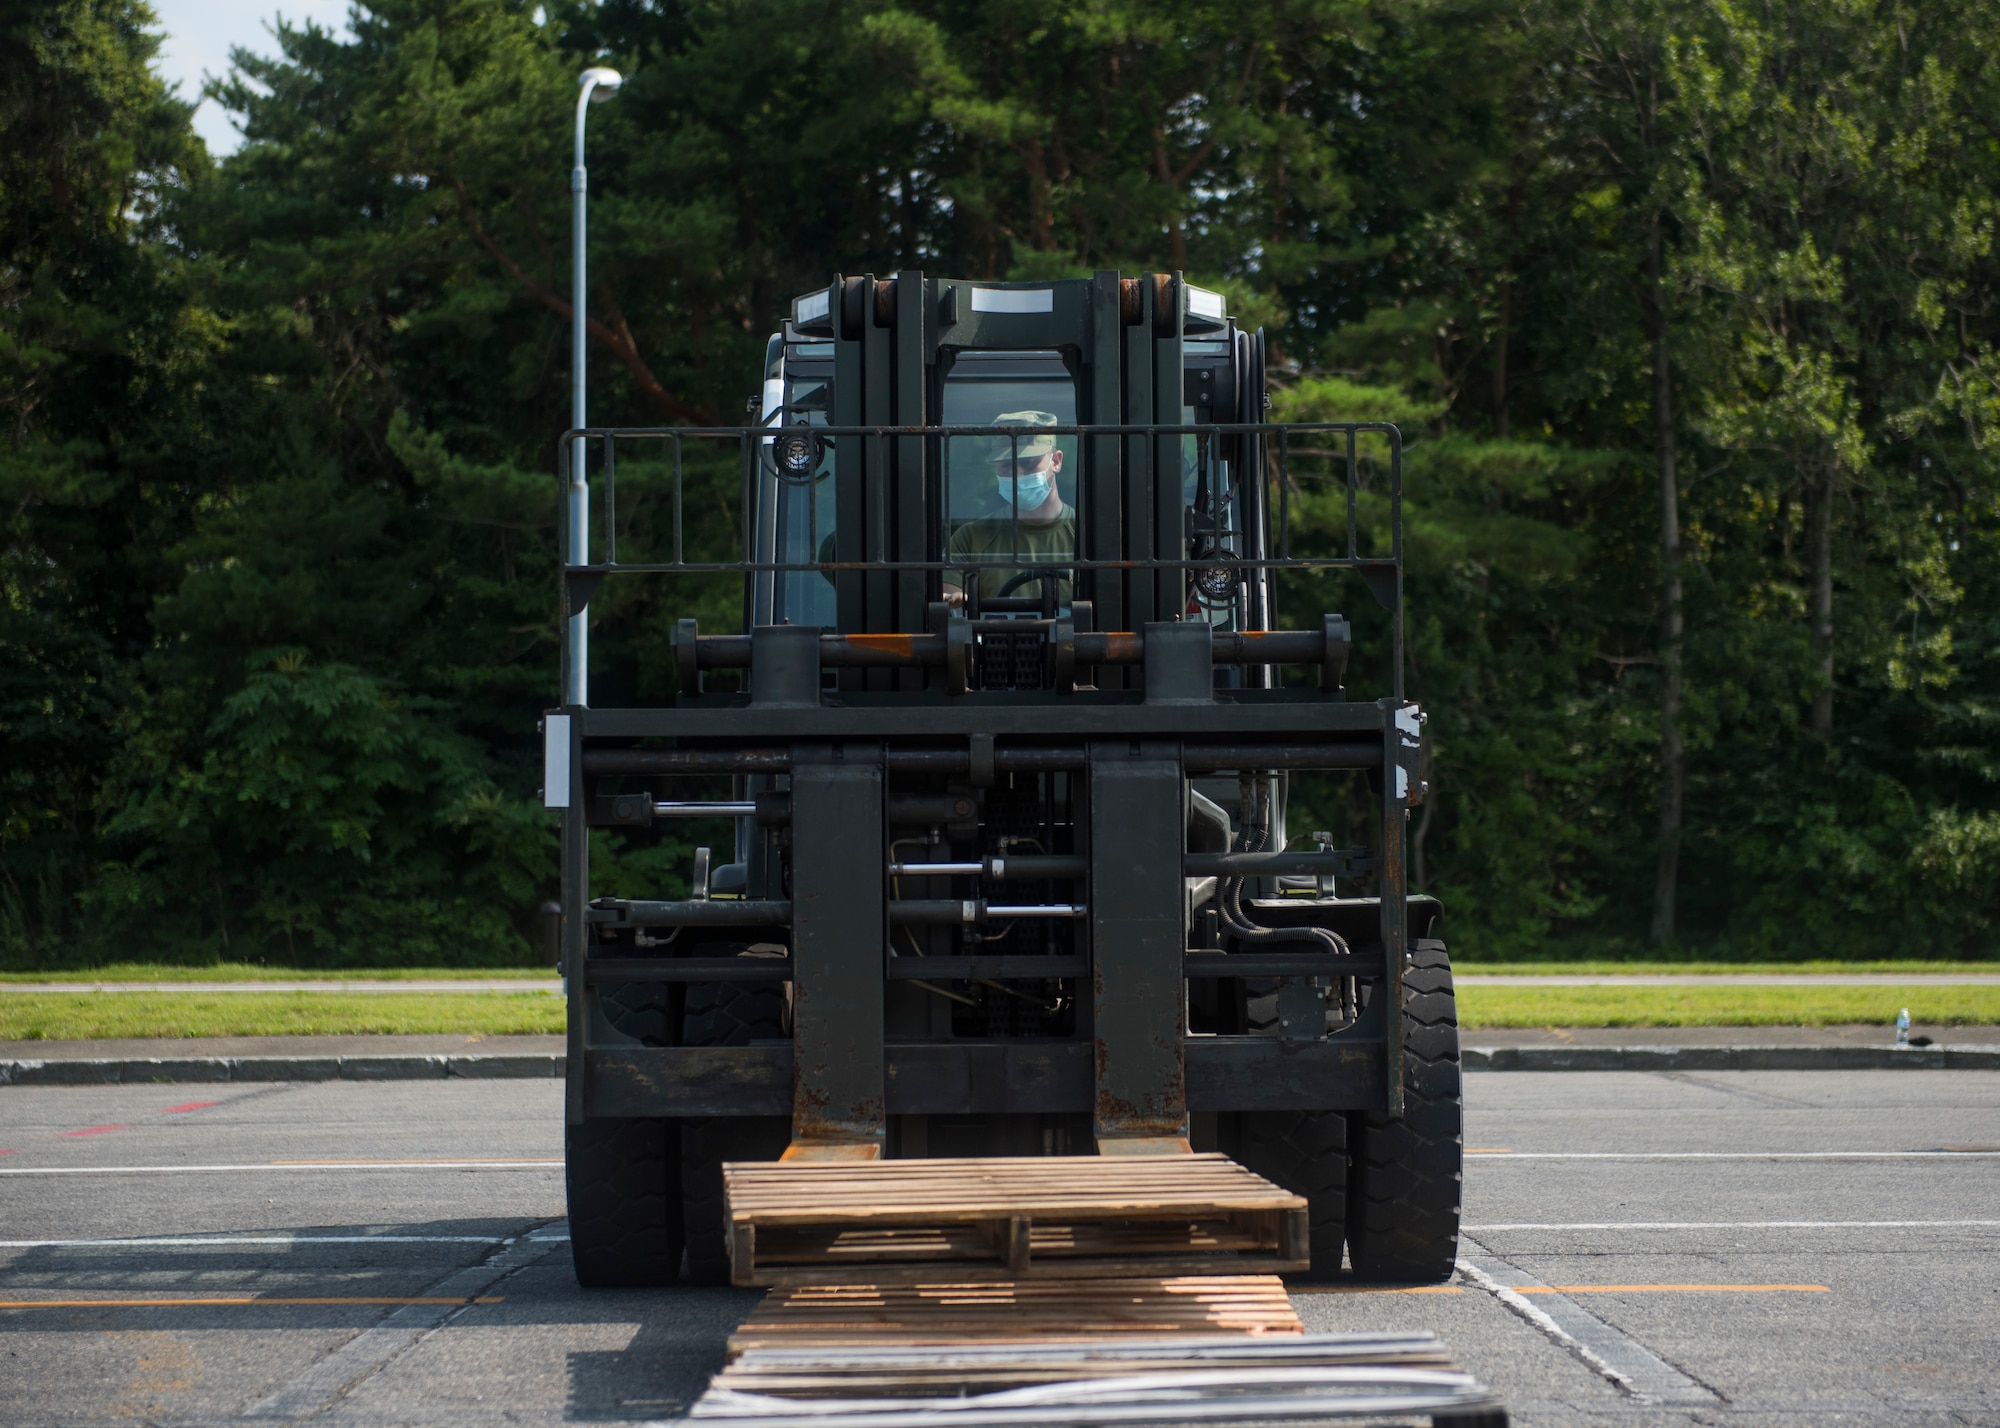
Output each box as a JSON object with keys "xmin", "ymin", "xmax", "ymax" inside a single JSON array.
[{"xmin": 568, "ymin": 65, "xmax": 622, "ymax": 708}]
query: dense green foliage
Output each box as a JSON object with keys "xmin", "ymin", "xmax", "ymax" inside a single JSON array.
[{"xmin": 5, "ymin": 0, "xmax": 1999, "ymax": 965}]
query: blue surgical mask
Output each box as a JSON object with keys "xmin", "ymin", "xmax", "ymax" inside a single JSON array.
[{"xmin": 997, "ymin": 471, "xmax": 1053, "ymax": 509}]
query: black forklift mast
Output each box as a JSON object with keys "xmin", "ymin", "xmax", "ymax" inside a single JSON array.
[{"xmin": 547, "ymin": 269, "xmax": 1424, "ymax": 1160}]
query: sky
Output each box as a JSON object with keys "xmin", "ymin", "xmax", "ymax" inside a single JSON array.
[{"xmin": 150, "ymin": 0, "xmax": 355, "ymax": 154}]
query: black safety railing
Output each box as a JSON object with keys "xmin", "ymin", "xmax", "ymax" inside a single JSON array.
[{"xmin": 555, "ymin": 419, "xmax": 1403, "ymax": 698}]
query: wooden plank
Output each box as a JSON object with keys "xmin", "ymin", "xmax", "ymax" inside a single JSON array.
[
  {"xmin": 728, "ymin": 1276, "xmax": 1305, "ymax": 1356},
  {"xmin": 751, "ymin": 1221, "xmax": 1273, "ymax": 1270},
  {"xmin": 712, "ymin": 1328, "xmax": 1471, "ymax": 1406},
  {"xmin": 723, "ymin": 1161, "xmax": 1295, "ymax": 1208},
  {"xmin": 735, "ymin": 1256, "xmax": 1306, "ymax": 1288},
  {"xmin": 723, "ymin": 1154, "xmax": 1292, "ymax": 1193}
]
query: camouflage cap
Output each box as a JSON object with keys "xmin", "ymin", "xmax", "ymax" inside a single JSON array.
[{"xmin": 987, "ymin": 410, "xmax": 1060, "ymax": 463}]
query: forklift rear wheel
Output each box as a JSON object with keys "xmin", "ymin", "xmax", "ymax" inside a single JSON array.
[
  {"xmin": 598, "ymin": 979, "xmax": 675, "ymax": 1046},
  {"xmin": 566, "ymin": 1116, "xmax": 683, "ymax": 1288},
  {"xmin": 1345, "ymin": 937, "xmax": 1463, "ymax": 1283},
  {"xmin": 680, "ymin": 978, "xmax": 792, "ymax": 1286}
]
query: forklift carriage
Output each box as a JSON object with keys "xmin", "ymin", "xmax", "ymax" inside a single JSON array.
[{"xmin": 547, "ymin": 270, "xmax": 1464, "ymax": 1290}]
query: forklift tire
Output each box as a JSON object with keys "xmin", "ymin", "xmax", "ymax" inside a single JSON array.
[
  {"xmin": 1345, "ymin": 937, "xmax": 1463, "ymax": 1283},
  {"xmin": 599, "ymin": 980, "xmax": 674, "ymax": 1046},
  {"xmin": 1236, "ymin": 1110, "xmax": 1347, "ymax": 1280},
  {"xmin": 566, "ymin": 1116, "xmax": 682, "ymax": 1288},
  {"xmin": 680, "ymin": 978, "xmax": 791, "ymax": 1286}
]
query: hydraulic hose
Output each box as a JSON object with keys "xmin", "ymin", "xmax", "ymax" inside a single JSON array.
[
  {"xmin": 1216, "ymin": 797, "xmax": 1358, "ymax": 1027},
  {"xmin": 1216, "ymin": 823, "xmax": 1349, "ymax": 957}
]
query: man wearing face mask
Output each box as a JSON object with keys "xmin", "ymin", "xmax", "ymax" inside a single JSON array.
[{"xmin": 943, "ymin": 410, "xmax": 1075, "ymax": 608}]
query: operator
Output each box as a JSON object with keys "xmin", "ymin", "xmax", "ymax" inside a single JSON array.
[{"xmin": 942, "ymin": 410, "xmax": 1076, "ymax": 608}]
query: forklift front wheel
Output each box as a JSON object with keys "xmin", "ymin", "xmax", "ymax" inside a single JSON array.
[
  {"xmin": 566, "ymin": 1117, "xmax": 683, "ymax": 1288},
  {"xmin": 1345, "ymin": 937, "xmax": 1464, "ymax": 1282},
  {"xmin": 680, "ymin": 976, "xmax": 793, "ymax": 1286}
]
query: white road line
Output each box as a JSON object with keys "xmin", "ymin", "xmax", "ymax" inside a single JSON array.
[
  {"xmin": 0, "ymin": 1161, "xmax": 562, "ymax": 1176},
  {"xmin": 1458, "ymin": 1250, "xmax": 1720, "ymax": 1406},
  {"xmin": 0, "ymin": 1235, "xmax": 571, "ymax": 1248},
  {"xmin": 244, "ymin": 1227, "xmax": 562, "ymax": 1419},
  {"xmin": 1468, "ymin": 1150, "xmax": 2000, "ymax": 1159},
  {"xmin": 1467, "ymin": 1220, "xmax": 2000, "ymax": 1231},
  {"xmin": 1454, "ymin": 1259, "xmax": 1635, "ymax": 1394}
]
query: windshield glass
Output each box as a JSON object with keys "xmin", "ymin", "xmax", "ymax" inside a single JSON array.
[{"xmin": 941, "ymin": 353, "xmax": 1077, "ymax": 607}]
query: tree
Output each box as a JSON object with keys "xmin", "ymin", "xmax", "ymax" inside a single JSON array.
[
  {"xmin": 9, "ymin": 0, "xmax": 2000, "ymax": 966},
  {"xmin": 0, "ymin": 0, "xmax": 206, "ymax": 958}
]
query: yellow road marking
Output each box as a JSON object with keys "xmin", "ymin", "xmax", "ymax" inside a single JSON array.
[
  {"xmin": 0, "ymin": 1296, "xmax": 504, "ymax": 1308},
  {"xmin": 1515, "ymin": 1284, "xmax": 1828, "ymax": 1294},
  {"xmin": 1289, "ymin": 1285, "xmax": 1465, "ymax": 1295},
  {"xmin": 1294, "ymin": 1282, "xmax": 1828, "ymax": 1296}
]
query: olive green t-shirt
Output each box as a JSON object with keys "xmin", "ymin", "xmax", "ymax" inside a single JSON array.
[{"xmin": 946, "ymin": 506, "xmax": 1076, "ymax": 603}]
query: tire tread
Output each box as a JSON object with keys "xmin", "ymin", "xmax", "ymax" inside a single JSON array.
[
  {"xmin": 1237, "ymin": 1109, "xmax": 1347, "ymax": 1280},
  {"xmin": 1346, "ymin": 937, "xmax": 1463, "ymax": 1283},
  {"xmin": 680, "ymin": 978, "xmax": 791, "ymax": 1286},
  {"xmin": 566, "ymin": 1117, "xmax": 681, "ymax": 1288}
]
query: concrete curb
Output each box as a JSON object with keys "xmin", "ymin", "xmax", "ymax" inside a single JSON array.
[
  {"xmin": 0, "ymin": 1045, "xmax": 1995, "ymax": 1085},
  {"xmin": 1463, "ymin": 1044, "xmax": 2000, "ymax": 1072},
  {"xmin": 0, "ymin": 1053, "xmax": 566, "ymax": 1086}
]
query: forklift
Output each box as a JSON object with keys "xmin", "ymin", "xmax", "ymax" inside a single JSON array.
[{"xmin": 544, "ymin": 270, "xmax": 1462, "ymax": 1295}]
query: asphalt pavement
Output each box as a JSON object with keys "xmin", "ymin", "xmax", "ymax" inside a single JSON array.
[{"xmin": 0, "ymin": 1071, "xmax": 1994, "ymax": 1426}]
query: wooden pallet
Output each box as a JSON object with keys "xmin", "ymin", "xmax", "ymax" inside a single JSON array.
[
  {"xmin": 722, "ymin": 1154, "xmax": 1309, "ymax": 1287},
  {"xmin": 728, "ymin": 1276, "xmax": 1305, "ymax": 1355}
]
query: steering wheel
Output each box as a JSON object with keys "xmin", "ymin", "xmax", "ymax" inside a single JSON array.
[{"xmin": 994, "ymin": 568, "xmax": 1071, "ymax": 598}]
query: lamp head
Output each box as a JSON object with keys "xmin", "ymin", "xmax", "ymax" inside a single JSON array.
[{"xmin": 580, "ymin": 67, "xmax": 622, "ymax": 102}]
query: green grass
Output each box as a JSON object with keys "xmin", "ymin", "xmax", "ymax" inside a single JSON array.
[
  {"xmin": 5, "ymin": 959, "xmax": 1990, "ymax": 983},
  {"xmin": 2, "ymin": 967, "xmax": 1996, "ymax": 1041},
  {"xmin": 0, "ymin": 992, "xmax": 565, "ymax": 1041},
  {"xmin": 1450, "ymin": 960, "xmax": 1996, "ymax": 976},
  {"xmin": 0, "ymin": 963, "xmax": 556, "ymax": 983},
  {"xmin": 1458, "ymin": 984, "xmax": 2000, "ymax": 1028}
]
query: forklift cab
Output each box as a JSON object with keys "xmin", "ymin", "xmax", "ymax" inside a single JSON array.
[{"xmin": 747, "ymin": 272, "xmax": 1272, "ymax": 678}]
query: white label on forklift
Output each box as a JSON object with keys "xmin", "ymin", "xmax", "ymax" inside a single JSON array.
[
  {"xmin": 543, "ymin": 715, "xmax": 571, "ymax": 809},
  {"xmin": 1394, "ymin": 703, "xmax": 1422, "ymax": 803},
  {"xmin": 970, "ymin": 287, "xmax": 1054, "ymax": 314}
]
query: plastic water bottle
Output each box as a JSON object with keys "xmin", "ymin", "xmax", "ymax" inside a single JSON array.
[{"xmin": 1896, "ymin": 1008, "xmax": 1911, "ymax": 1048}]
